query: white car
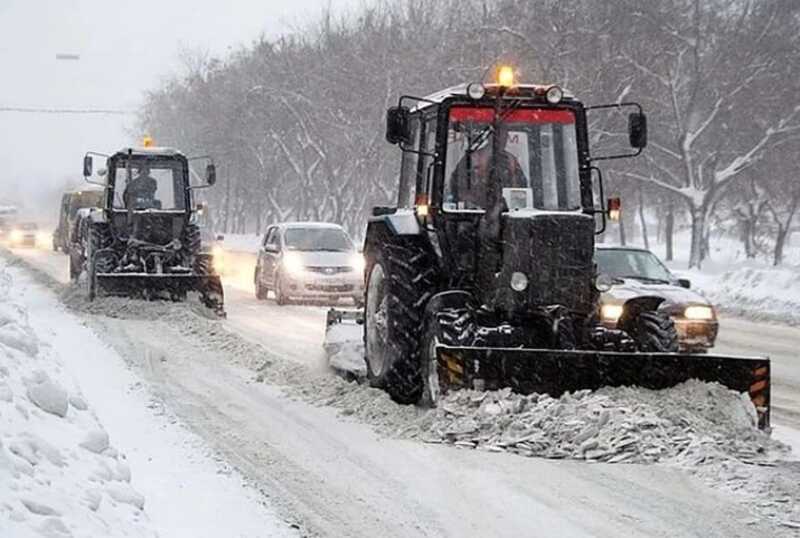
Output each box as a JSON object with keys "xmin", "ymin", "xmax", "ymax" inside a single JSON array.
[{"xmin": 254, "ymin": 222, "xmax": 365, "ymax": 306}]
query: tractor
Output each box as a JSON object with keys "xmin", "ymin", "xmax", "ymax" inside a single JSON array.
[
  {"xmin": 71, "ymin": 139, "xmax": 224, "ymax": 315},
  {"xmin": 327, "ymin": 67, "xmax": 771, "ymax": 429}
]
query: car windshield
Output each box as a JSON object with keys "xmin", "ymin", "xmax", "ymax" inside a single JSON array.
[
  {"xmin": 595, "ymin": 249, "xmax": 674, "ymax": 282},
  {"xmin": 112, "ymin": 159, "xmax": 185, "ymax": 210},
  {"xmin": 444, "ymin": 107, "xmax": 581, "ymax": 212},
  {"xmin": 20, "ymin": 222, "xmax": 37, "ymax": 231},
  {"xmin": 284, "ymin": 227, "xmax": 353, "ymax": 252}
]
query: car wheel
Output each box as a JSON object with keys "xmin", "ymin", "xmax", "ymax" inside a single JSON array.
[
  {"xmin": 254, "ymin": 267, "xmax": 268, "ymax": 300},
  {"xmin": 275, "ymin": 273, "xmax": 289, "ymax": 306}
]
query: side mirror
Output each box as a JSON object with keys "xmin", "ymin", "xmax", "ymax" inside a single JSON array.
[
  {"xmin": 97, "ymin": 168, "xmax": 107, "ymax": 177},
  {"xmin": 83, "ymin": 155, "xmax": 93, "ymax": 177},
  {"xmin": 628, "ymin": 112, "xmax": 648, "ymax": 149},
  {"xmin": 205, "ymin": 163, "xmax": 217, "ymax": 186},
  {"xmin": 215, "ymin": 234, "xmax": 225, "ymax": 241},
  {"xmin": 678, "ymin": 278, "xmax": 691, "ymax": 289},
  {"xmin": 386, "ymin": 106, "xmax": 411, "ymax": 145}
]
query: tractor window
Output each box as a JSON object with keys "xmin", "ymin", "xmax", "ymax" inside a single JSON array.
[
  {"xmin": 112, "ymin": 161, "xmax": 185, "ymax": 210},
  {"xmin": 397, "ymin": 116, "xmax": 421, "ymax": 208},
  {"xmin": 443, "ymin": 107, "xmax": 581, "ymax": 212}
]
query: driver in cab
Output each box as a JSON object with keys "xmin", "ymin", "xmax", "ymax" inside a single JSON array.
[
  {"xmin": 449, "ymin": 124, "xmax": 527, "ymax": 209},
  {"xmin": 123, "ymin": 165, "xmax": 158, "ymax": 209}
]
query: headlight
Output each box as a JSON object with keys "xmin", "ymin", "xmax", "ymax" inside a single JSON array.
[
  {"xmin": 282, "ymin": 252, "xmax": 305, "ymax": 276},
  {"xmin": 211, "ymin": 245, "xmax": 224, "ymax": 272},
  {"xmin": 684, "ymin": 305, "xmax": 714, "ymax": 320},
  {"xmin": 545, "ymin": 85, "xmax": 564, "ymax": 104},
  {"xmin": 37, "ymin": 232, "xmax": 50, "ymax": 246},
  {"xmin": 9, "ymin": 230, "xmax": 22, "ymax": 242},
  {"xmin": 510, "ymin": 271, "xmax": 528, "ymax": 292},
  {"xmin": 601, "ymin": 304, "xmax": 624, "ymax": 322},
  {"xmin": 350, "ymin": 253, "xmax": 365, "ymax": 274}
]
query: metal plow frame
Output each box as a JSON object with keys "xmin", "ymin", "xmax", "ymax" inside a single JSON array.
[
  {"xmin": 436, "ymin": 345, "xmax": 771, "ymax": 429},
  {"xmin": 95, "ymin": 272, "xmax": 225, "ymax": 316}
]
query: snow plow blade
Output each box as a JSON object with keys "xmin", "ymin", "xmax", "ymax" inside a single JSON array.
[
  {"xmin": 435, "ymin": 346, "xmax": 771, "ymax": 430},
  {"xmin": 324, "ymin": 309, "xmax": 366, "ymax": 380},
  {"xmin": 95, "ymin": 273, "xmax": 225, "ymax": 316}
]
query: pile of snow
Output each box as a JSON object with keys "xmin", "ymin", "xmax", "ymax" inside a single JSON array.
[
  {"xmin": 407, "ymin": 381, "xmax": 781, "ymax": 464},
  {"xmin": 686, "ymin": 264, "xmax": 800, "ymax": 325},
  {"xmin": 0, "ymin": 267, "xmax": 155, "ymax": 538}
]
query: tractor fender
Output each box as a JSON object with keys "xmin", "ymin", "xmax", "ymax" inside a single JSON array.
[
  {"xmin": 368, "ymin": 208, "xmax": 421, "ymax": 236},
  {"xmin": 424, "ymin": 290, "xmax": 473, "ymax": 318},
  {"xmin": 617, "ymin": 295, "xmax": 666, "ymax": 329}
]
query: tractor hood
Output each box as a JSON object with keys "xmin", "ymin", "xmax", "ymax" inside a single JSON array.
[{"xmin": 601, "ymin": 278, "xmax": 711, "ymax": 309}]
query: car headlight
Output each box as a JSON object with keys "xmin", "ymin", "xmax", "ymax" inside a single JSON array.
[
  {"xmin": 601, "ymin": 304, "xmax": 624, "ymax": 322},
  {"xmin": 9, "ymin": 230, "xmax": 22, "ymax": 242},
  {"xmin": 350, "ymin": 253, "xmax": 365, "ymax": 274},
  {"xmin": 37, "ymin": 232, "xmax": 50, "ymax": 246},
  {"xmin": 282, "ymin": 252, "xmax": 305, "ymax": 276},
  {"xmin": 684, "ymin": 305, "xmax": 714, "ymax": 320},
  {"xmin": 211, "ymin": 245, "xmax": 224, "ymax": 271}
]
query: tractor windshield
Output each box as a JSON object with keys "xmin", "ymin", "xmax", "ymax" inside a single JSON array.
[
  {"xmin": 444, "ymin": 107, "xmax": 580, "ymax": 212},
  {"xmin": 112, "ymin": 159, "xmax": 186, "ymax": 210}
]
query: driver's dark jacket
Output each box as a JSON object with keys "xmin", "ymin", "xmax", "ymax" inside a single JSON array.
[
  {"xmin": 449, "ymin": 147, "xmax": 526, "ymax": 209},
  {"xmin": 123, "ymin": 175, "xmax": 157, "ymax": 208}
]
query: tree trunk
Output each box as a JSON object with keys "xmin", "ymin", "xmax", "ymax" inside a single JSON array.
[
  {"xmin": 665, "ymin": 204, "xmax": 674, "ymax": 261},
  {"xmin": 688, "ymin": 206, "xmax": 706, "ymax": 269},
  {"xmin": 637, "ymin": 187, "xmax": 649, "ymax": 249},
  {"xmin": 773, "ymin": 225, "xmax": 788, "ymax": 266}
]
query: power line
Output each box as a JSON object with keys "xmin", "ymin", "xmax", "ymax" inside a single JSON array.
[{"xmin": 0, "ymin": 106, "xmax": 133, "ymax": 115}]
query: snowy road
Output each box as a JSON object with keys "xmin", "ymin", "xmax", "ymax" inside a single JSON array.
[{"xmin": 5, "ymin": 245, "xmax": 800, "ymax": 536}]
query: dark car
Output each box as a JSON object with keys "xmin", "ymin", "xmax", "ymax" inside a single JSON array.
[
  {"xmin": 595, "ymin": 245, "xmax": 718, "ymax": 352},
  {"xmin": 53, "ymin": 189, "xmax": 104, "ymax": 253},
  {"xmin": 254, "ymin": 222, "xmax": 364, "ymax": 306}
]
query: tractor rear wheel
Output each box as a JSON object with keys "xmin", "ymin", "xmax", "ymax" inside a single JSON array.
[
  {"xmin": 364, "ymin": 241, "xmax": 436, "ymax": 404},
  {"xmin": 630, "ymin": 311, "xmax": 679, "ymax": 352}
]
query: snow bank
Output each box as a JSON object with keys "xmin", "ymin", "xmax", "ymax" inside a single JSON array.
[
  {"xmin": 686, "ymin": 264, "xmax": 800, "ymax": 325},
  {"xmin": 0, "ymin": 266, "xmax": 156, "ymax": 537}
]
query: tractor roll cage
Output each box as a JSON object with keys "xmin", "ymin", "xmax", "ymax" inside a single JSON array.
[{"xmin": 398, "ymin": 95, "xmax": 595, "ymax": 220}]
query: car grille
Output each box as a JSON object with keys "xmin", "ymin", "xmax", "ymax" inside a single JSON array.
[
  {"xmin": 304, "ymin": 266, "xmax": 352, "ymax": 275},
  {"xmin": 305, "ymin": 283, "xmax": 354, "ymax": 292}
]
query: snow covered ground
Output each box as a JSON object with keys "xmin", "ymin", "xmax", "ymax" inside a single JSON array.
[
  {"xmin": 0, "ymin": 258, "xmax": 296, "ymax": 538},
  {"xmin": 5, "ymin": 244, "xmax": 800, "ymax": 536}
]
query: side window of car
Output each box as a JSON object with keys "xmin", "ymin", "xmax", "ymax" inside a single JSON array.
[
  {"xmin": 263, "ymin": 228, "xmax": 274, "ymax": 249},
  {"xmin": 266, "ymin": 228, "xmax": 280, "ymax": 251}
]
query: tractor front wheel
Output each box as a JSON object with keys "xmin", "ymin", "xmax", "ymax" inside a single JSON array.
[
  {"xmin": 364, "ymin": 242, "xmax": 435, "ymax": 404},
  {"xmin": 630, "ymin": 311, "xmax": 679, "ymax": 352}
]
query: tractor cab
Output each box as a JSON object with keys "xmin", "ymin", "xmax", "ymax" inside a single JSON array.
[
  {"xmin": 385, "ymin": 67, "xmax": 647, "ymax": 317},
  {"xmin": 73, "ymin": 138, "xmax": 224, "ymax": 315}
]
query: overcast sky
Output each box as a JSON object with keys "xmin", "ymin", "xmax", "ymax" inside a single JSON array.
[{"xmin": 0, "ymin": 0, "xmax": 359, "ymax": 212}]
